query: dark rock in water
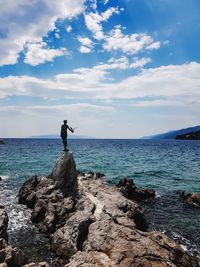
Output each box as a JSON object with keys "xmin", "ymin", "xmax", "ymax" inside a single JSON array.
[
  {"xmin": 50, "ymin": 151, "xmax": 77, "ymax": 196},
  {"xmin": 0, "ymin": 177, "xmax": 2, "ymax": 181},
  {"xmin": 116, "ymin": 178, "xmax": 156, "ymax": 201},
  {"xmin": 180, "ymin": 191, "xmax": 200, "ymax": 207},
  {"xmin": 17, "ymin": 153, "xmax": 199, "ymax": 267}
]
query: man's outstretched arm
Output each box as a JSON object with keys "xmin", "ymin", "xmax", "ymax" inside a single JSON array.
[{"xmin": 67, "ymin": 125, "xmax": 74, "ymax": 133}]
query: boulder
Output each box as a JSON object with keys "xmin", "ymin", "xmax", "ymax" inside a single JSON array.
[
  {"xmin": 30, "ymin": 199, "xmax": 47, "ymax": 223},
  {"xmin": 116, "ymin": 178, "xmax": 156, "ymax": 201},
  {"xmin": 50, "ymin": 152, "xmax": 77, "ymax": 196},
  {"xmin": 18, "ymin": 176, "xmax": 39, "ymax": 205},
  {"xmin": 50, "ymin": 210, "xmax": 94, "ymax": 259},
  {"xmin": 180, "ymin": 191, "xmax": 200, "ymax": 207}
]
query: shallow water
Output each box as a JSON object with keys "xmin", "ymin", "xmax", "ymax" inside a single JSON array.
[{"xmin": 0, "ymin": 138, "xmax": 200, "ymax": 263}]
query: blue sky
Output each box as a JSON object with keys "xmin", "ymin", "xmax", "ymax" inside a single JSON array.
[{"xmin": 0, "ymin": 0, "xmax": 200, "ymax": 138}]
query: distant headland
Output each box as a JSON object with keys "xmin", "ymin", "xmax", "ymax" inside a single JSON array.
[
  {"xmin": 143, "ymin": 125, "xmax": 200, "ymax": 140},
  {"xmin": 176, "ymin": 130, "xmax": 200, "ymax": 140}
]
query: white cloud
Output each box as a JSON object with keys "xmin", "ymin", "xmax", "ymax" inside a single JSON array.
[
  {"xmin": 55, "ymin": 32, "xmax": 60, "ymax": 39},
  {"xmin": 94, "ymin": 57, "xmax": 129, "ymax": 70},
  {"xmin": 78, "ymin": 36, "xmax": 94, "ymax": 53},
  {"xmin": 84, "ymin": 7, "xmax": 120, "ymax": 40},
  {"xmin": 0, "ymin": 0, "xmax": 84, "ymax": 66},
  {"xmin": 103, "ymin": 0, "xmax": 109, "ymax": 4},
  {"xmin": 78, "ymin": 37, "xmax": 94, "ymax": 47},
  {"xmin": 1, "ymin": 62, "xmax": 200, "ymax": 112},
  {"xmin": 130, "ymin": 57, "xmax": 151, "ymax": 69},
  {"xmin": 93, "ymin": 56, "xmax": 151, "ymax": 70},
  {"xmin": 66, "ymin": 25, "xmax": 72, "ymax": 32},
  {"xmin": 24, "ymin": 42, "xmax": 66, "ymax": 66},
  {"xmin": 103, "ymin": 28, "xmax": 161, "ymax": 54},
  {"xmin": 79, "ymin": 46, "xmax": 92, "ymax": 53}
]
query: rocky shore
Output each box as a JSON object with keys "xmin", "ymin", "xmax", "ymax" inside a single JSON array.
[{"xmin": 1, "ymin": 151, "xmax": 199, "ymax": 266}]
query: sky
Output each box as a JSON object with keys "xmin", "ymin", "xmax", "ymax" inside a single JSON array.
[{"xmin": 0, "ymin": 0, "xmax": 200, "ymax": 138}]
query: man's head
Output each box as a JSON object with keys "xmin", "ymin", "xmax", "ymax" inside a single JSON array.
[{"xmin": 63, "ymin": 120, "xmax": 67, "ymax": 124}]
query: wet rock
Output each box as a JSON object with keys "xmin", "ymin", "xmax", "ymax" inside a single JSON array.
[
  {"xmin": 180, "ymin": 191, "xmax": 200, "ymax": 207},
  {"xmin": 0, "ymin": 177, "xmax": 2, "ymax": 182},
  {"xmin": 116, "ymin": 178, "xmax": 156, "ymax": 201}
]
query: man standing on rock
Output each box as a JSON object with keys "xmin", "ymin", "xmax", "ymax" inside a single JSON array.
[{"xmin": 60, "ymin": 120, "xmax": 74, "ymax": 151}]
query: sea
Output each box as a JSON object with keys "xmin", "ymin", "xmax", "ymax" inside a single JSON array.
[{"xmin": 0, "ymin": 138, "xmax": 200, "ymax": 265}]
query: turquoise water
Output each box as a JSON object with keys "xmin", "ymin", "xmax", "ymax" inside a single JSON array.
[{"xmin": 0, "ymin": 138, "xmax": 200, "ymax": 262}]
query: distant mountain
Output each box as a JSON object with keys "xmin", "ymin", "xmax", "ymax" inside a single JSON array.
[
  {"xmin": 176, "ymin": 130, "xmax": 200, "ymax": 140},
  {"xmin": 143, "ymin": 125, "xmax": 200, "ymax": 140},
  {"xmin": 28, "ymin": 134, "xmax": 94, "ymax": 139}
]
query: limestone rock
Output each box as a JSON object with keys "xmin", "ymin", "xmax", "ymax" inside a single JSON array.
[
  {"xmin": 50, "ymin": 210, "xmax": 94, "ymax": 259},
  {"xmin": 50, "ymin": 152, "xmax": 77, "ymax": 196},
  {"xmin": 180, "ymin": 191, "xmax": 200, "ymax": 207}
]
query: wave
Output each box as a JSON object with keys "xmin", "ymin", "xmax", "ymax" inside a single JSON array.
[
  {"xmin": 171, "ymin": 231, "xmax": 200, "ymax": 264},
  {"xmin": 0, "ymin": 175, "xmax": 9, "ymax": 180}
]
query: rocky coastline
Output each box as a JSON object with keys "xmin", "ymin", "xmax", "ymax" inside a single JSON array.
[{"xmin": 1, "ymin": 151, "xmax": 199, "ymax": 266}]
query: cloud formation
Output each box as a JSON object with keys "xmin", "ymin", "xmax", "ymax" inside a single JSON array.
[
  {"xmin": 84, "ymin": 7, "xmax": 120, "ymax": 40},
  {"xmin": 78, "ymin": 37, "xmax": 94, "ymax": 53},
  {"xmin": 103, "ymin": 27, "xmax": 160, "ymax": 54},
  {"xmin": 24, "ymin": 42, "xmax": 67, "ymax": 66},
  {"xmin": 1, "ymin": 62, "xmax": 200, "ymax": 110},
  {"xmin": 0, "ymin": 0, "xmax": 84, "ymax": 66}
]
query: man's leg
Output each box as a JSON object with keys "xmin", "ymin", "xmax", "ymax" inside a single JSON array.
[{"xmin": 62, "ymin": 137, "xmax": 68, "ymax": 151}]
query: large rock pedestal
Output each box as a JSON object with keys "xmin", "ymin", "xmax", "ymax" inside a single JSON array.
[{"xmin": 51, "ymin": 152, "xmax": 77, "ymax": 196}]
